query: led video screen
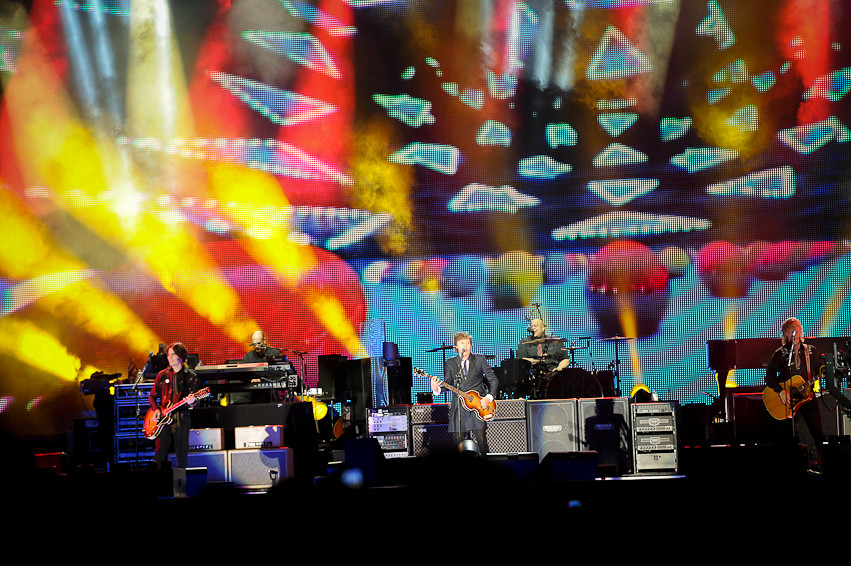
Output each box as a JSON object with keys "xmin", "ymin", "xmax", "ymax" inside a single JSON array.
[{"xmin": 0, "ymin": 0, "xmax": 848, "ymax": 436}]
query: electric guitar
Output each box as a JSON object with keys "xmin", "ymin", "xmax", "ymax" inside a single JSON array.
[
  {"xmin": 762, "ymin": 375, "xmax": 815, "ymax": 420},
  {"xmin": 414, "ymin": 367, "xmax": 496, "ymax": 422},
  {"xmin": 143, "ymin": 387, "xmax": 210, "ymax": 439}
]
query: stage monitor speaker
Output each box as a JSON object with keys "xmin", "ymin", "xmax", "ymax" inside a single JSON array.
[
  {"xmin": 228, "ymin": 447, "xmax": 294, "ymax": 489},
  {"xmin": 485, "ymin": 452, "xmax": 539, "ymax": 481},
  {"xmin": 526, "ymin": 399, "xmax": 579, "ymax": 461},
  {"xmin": 344, "ymin": 438, "xmax": 385, "ymax": 486},
  {"xmin": 539, "ymin": 451, "xmax": 598, "ymax": 481},
  {"xmin": 577, "ymin": 397, "xmax": 632, "ymax": 474}
]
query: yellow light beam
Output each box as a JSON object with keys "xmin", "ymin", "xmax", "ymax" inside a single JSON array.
[
  {"xmin": 208, "ymin": 163, "xmax": 365, "ymax": 356},
  {"xmin": 2, "ymin": 17, "xmax": 258, "ymax": 346},
  {"xmin": 0, "ymin": 187, "xmax": 160, "ymax": 351},
  {"xmin": 0, "ymin": 317, "xmax": 86, "ymax": 382}
]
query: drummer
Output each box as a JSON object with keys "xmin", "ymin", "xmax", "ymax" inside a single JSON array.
[{"xmin": 516, "ymin": 318, "xmax": 571, "ymax": 374}]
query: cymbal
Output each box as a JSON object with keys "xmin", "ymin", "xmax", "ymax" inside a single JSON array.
[
  {"xmin": 562, "ymin": 345, "xmax": 588, "ymax": 351},
  {"xmin": 522, "ymin": 357, "xmax": 542, "ymax": 364},
  {"xmin": 425, "ymin": 344, "xmax": 455, "ymax": 352},
  {"xmin": 597, "ymin": 335, "xmax": 636, "ymax": 341},
  {"xmin": 521, "ymin": 336, "xmax": 566, "ymax": 345}
]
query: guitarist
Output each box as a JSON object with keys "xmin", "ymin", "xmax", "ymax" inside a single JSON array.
[
  {"xmin": 148, "ymin": 342, "xmax": 200, "ymax": 469},
  {"xmin": 764, "ymin": 317, "xmax": 825, "ymax": 471},
  {"xmin": 429, "ymin": 331, "xmax": 499, "ymax": 454}
]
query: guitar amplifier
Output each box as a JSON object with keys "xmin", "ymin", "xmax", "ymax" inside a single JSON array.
[
  {"xmin": 234, "ymin": 425, "xmax": 284, "ymax": 449},
  {"xmin": 410, "ymin": 403, "xmax": 449, "ymax": 425},
  {"xmin": 189, "ymin": 428, "xmax": 224, "ymax": 451},
  {"xmin": 492, "ymin": 399, "xmax": 526, "ymax": 421}
]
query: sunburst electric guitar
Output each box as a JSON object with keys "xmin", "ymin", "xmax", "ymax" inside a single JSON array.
[
  {"xmin": 414, "ymin": 367, "xmax": 496, "ymax": 422},
  {"xmin": 762, "ymin": 375, "xmax": 815, "ymax": 421},
  {"xmin": 143, "ymin": 387, "xmax": 210, "ymax": 439}
]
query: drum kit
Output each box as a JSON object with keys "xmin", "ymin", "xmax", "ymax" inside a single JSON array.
[{"xmin": 510, "ymin": 334, "xmax": 635, "ymax": 400}]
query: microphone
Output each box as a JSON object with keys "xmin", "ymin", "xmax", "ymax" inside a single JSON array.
[{"xmin": 788, "ymin": 330, "xmax": 797, "ymax": 364}]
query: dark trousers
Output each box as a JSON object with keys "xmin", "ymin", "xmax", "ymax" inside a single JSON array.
[
  {"xmin": 794, "ymin": 400, "xmax": 825, "ymax": 464},
  {"xmin": 154, "ymin": 418, "xmax": 191, "ymax": 468}
]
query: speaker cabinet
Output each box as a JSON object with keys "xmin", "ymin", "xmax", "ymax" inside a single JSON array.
[
  {"xmin": 577, "ymin": 397, "xmax": 632, "ymax": 474},
  {"xmin": 411, "ymin": 423, "xmax": 454, "ymax": 457},
  {"xmin": 526, "ymin": 399, "xmax": 579, "ymax": 461},
  {"xmin": 169, "ymin": 450, "xmax": 229, "ymax": 483},
  {"xmin": 485, "ymin": 419, "xmax": 527, "ymax": 453},
  {"xmin": 228, "ymin": 448, "xmax": 294, "ymax": 489}
]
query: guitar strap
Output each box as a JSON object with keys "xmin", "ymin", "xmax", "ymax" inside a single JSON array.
[{"xmin": 805, "ymin": 344, "xmax": 811, "ymax": 381}]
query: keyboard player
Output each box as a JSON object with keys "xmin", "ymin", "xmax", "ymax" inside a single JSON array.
[
  {"xmin": 244, "ymin": 331, "xmax": 286, "ymax": 363},
  {"xmin": 232, "ymin": 330, "xmax": 286, "ymax": 403}
]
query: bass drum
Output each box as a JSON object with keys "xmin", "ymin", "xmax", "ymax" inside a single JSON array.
[{"xmin": 545, "ymin": 368, "xmax": 602, "ymax": 399}]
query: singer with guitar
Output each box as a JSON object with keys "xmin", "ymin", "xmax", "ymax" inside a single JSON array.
[
  {"xmin": 148, "ymin": 342, "xmax": 201, "ymax": 469},
  {"xmin": 764, "ymin": 317, "xmax": 825, "ymax": 471},
  {"xmin": 429, "ymin": 331, "xmax": 499, "ymax": 454}
]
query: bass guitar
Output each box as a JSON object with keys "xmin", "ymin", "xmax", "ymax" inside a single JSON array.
[
  {"xmin": 762, "ymin": 375, "xmax": 815, "ymax": 420},
  {"xmin": 413, "ymin": 367, "xmax": 496, "ymax": 422},
  {"xmin": 143, "ymin": 387, "xmax": 210, "ymax": 439}
]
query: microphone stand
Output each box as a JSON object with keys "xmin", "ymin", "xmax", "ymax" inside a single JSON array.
[
  {"xmin": 131, "ymin": 355, "xmax": 149, "ymax": 467},
  {"xmin": 283, "ymin": 348, "xmax": 307, "ymax": 400}
]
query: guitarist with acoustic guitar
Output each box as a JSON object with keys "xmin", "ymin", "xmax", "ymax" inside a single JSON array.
[
  {"xmin": 148, "ymin": 342, "xmax": 201, "ymax": 469},
  {"xmin": 764, "ymin": 317, "xmax": 825, "ymax": 471},
  {"xmin": 429, "ymin": 331, "xmax": 499, "ymax": 454}
]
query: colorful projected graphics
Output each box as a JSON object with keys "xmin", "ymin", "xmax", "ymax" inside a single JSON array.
[{"xmin": 0, "ymin": 0, "xmax": 849, "ymax": 435}]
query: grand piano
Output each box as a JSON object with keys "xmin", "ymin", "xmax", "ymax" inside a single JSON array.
[{"xmin": 706, "ymin": 336, "xmax": 851, "ymax": 419}]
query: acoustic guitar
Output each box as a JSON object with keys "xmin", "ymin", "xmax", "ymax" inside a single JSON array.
[
  {"xmin": 413, "ymin": 367, "xmax": 496, "ymax": 422},
  {"xmin": 143, "ymin": 387, "xmax": 210, "ymax": 439},
  {"xmin": 762, "ymin": 375, "xmax": 815, "ymax": 420}
]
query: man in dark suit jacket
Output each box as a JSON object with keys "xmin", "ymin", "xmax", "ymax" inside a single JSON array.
[{"xmin": 430, "ymin": 331, "xmax": 499, "ymax": 453}]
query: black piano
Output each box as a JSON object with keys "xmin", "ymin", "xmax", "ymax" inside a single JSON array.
[{"xmin": 706, "ymin": 336, "xmax": 851, "ymax": 417}]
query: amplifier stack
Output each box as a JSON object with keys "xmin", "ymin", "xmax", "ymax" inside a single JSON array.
[
  {"xmin": 631, "ymin": 401, "xmax": 679, "ymax": 474},
  {"xmin": 113, "ymin": 383, "xmax": 156, "ymax": 464},
  {"xmin": 401, "ymin": 396, "xmax": 679, "ymax": 477},
  {"xmin": 170, "ymin": 425, "xmax": 294, "ymax": 489}
]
